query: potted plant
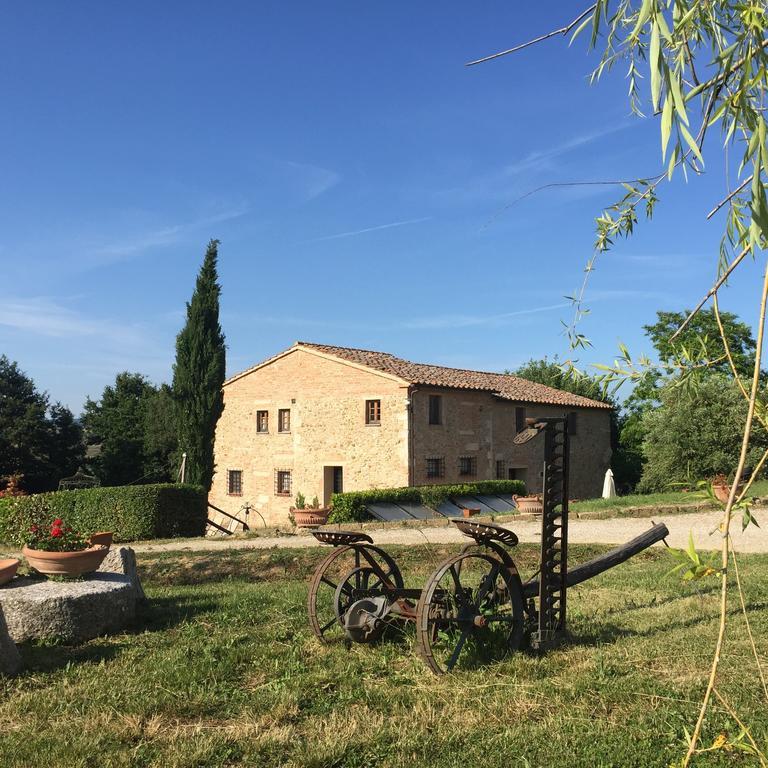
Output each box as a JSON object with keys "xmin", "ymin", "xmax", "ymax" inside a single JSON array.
[
  {"xmin": 88, "ymin": 531, "xmax": 114, "ymax": 547},
  {"xmin": 0, "ymin": 558, "xmax": 19, "ymax": 586},
  {"xmin": 291, "ymin": 493, "xmax": 331, "ymax": 528},
  {"xmin": 710, "ymin": 473, "xmax": 745, "ymax": 504},
  {"xmin": 513, "ymin": 494, "xmax": 544, "ymax": 515},
  {"xmin": 22, "ymin": 518, "xmax": 110, "ymax": 578}
]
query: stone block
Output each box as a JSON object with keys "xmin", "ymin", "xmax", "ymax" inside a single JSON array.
[
  {"xmin": 0, "ymin": 573, "xmax": 136, "ymax": 645},
  {"xmin": 0, "ymin": 605, "xmax": 21, "ymax": 676},
  {"xmin": 99, "ymin": 547, "xmax": 146, "ymax": 602}
]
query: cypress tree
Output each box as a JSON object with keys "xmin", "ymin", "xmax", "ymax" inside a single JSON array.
[{"xmin": 172, "ymin": 239, "xmax": 226, "ymax": 490}]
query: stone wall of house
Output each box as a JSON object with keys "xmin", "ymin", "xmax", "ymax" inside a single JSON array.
[
  {"xmin": 409, "ymin": 388, "xmax": 612, "ymax": 499},
  {"xmin": 209, "ymin": 348, "xmax": 410, "ymax": 526}
]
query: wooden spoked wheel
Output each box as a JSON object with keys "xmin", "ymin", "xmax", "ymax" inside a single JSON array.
[
  {"xmin": 416, "ymin": 551, "xmax": 525, "ymax": 674},
  {"xmin": 308, "ymin": 544, "xmax": 403, "ymax": 641}
]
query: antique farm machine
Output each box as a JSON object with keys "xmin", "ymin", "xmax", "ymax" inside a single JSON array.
[{"xmin": 307, "ymin": 417, "xmax": 669, "ymax": 674}]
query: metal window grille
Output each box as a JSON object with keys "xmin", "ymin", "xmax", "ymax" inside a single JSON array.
[
  {"xmin": 228, "ymin": 470, "xmax": 243, "ymax": 496},
  {"xmin": 426, "ymin": 456, "xmax": 445, "ymax": 479},
  {"xmin": 366, "ymin": 399, "xmax": 381, "ymax": 424},
  {"xmin": 333, "ymin": 466, "xmax": 343, "ymax": 493},
  {"xmin": 275, "ymin": 469, "xmax": 292, "ymax": 495},
  {"xmin": 256, "ymin": 410, "xmax": 269, "ymax": 433},
  {"xmin": 429, "ymin": 395, "xmax": 442, "ymax": 425},
  {"xmin": 459, "ymin": 456, "xmax": 477, "ymax": 477},
  {"xmin": 495, "ymin": 460, "xmax": 506, "ymax": 480},
  {"xmin": 278, "ymin": 409, "xmax": 291, "ymax": 432}
]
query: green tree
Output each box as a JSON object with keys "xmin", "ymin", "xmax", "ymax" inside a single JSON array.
[
  {"xmin": 638, "ymin": 375, "xmax": 768, "ymax": 493},
  {"xmin": 172, "ymin": 239, "xmax": 226, "ymax": 490},
  {"xmin": 82, "ymin": 372, "xmax": 156, "ymax": 486},
  {"xmin": 0, "ymin": 355, "xmax": 84, "ymax": 491},
  {"xmin": 514, "ymin": 357, "xmax": 608, "ymax": 402},
  {"xmin": 142, "ymin": 384, "xmax": 179, "ymax": 483},
  {"xmin": 644, "ymin": 308, "xmax": 756, "ymax": 377},
  {"xmin": 615, "ymin": 308, "xmax": 760, "ymax": 491},
  {"xmin": 514, "ymin": 357, "xmax": 642, "ymax": 490},
  {"xmin": 48, "ymin": 403, "xmax": 86, "ymax": 483}
]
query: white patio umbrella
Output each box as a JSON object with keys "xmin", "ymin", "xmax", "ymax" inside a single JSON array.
[{"xmin": 602, "ymin": 468, "xmax": 617, "ymax": 499}]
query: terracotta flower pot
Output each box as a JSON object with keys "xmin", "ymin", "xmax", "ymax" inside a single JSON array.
[
  {"xmin": 292, "ymin": 508, "xmax": 331, "ymax": 528},
  {"xmin": 513, "ymin": 495, "xmax": 544, "ymax": 515},
  {"xmin": 462, "ymin": 507, "xmax": 481, "ymax": 518},
  {"xmin": 22, "ymin": 545, "xmax": 109, "ymax": 577},
  {"xmin": 0, "ymin": 558, "xmax": 19, "ymax": 586},
  {"xmin": 88, "ymin": 531, "xmax": 113, "ymax": 547},
  {"xmin": 712, "ymin": 483, "xmax": 744, "ymax": 504}
]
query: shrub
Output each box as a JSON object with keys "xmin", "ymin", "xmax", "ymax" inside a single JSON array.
[
  {"xmin": 0, "ymin": 483, "xmax": 206, "ymax": 545},
  {"xmin": 638, "ymin": 374, "xmax": 768, "ymax": 492},
  {"xmin": 329, "ymin": 480, "xmax": 525, "ymax": 523}
]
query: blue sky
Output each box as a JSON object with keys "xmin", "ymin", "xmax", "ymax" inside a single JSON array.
[{"xmin": 1, "ymin": 2, "xmax": 761, "ymax": 411}]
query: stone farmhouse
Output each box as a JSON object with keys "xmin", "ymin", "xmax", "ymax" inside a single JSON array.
[{"xmin": 209, "ymin": 342, "xmax": 613, "ymax": 526}]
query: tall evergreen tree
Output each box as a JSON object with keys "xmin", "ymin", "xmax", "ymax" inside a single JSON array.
[{"xmin": 172, "ymin": 239, "xmax": 226, "ymax": 490}]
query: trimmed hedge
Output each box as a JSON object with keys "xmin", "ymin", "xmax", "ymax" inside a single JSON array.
[
  {"xmin": 0, "ymin": 483, "xmax": 207, "ymax": 546},
  {"xmin": 329, "ymin": 479, "xmax": 526, "ymax": 523}
]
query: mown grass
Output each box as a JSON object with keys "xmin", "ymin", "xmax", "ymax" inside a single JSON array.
[
  {"xmin": 571, "ymin": 479, "xmax": 768, "ymax": 515},
  {"xmin": 571, "ymin": 490, "xmax": 708, "ymax": 514},
  {"xmin": 2, "ymin": 542, "xmax": 768, "ymax": 767}
]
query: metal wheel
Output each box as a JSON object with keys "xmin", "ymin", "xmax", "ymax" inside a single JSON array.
[
  {"xmin": 308, "ymin": 544, "xmax": 403, "ymax": 641},
  {"xmin": 416, "ymin": 551, "xmax": 525, "ymax": 674}
]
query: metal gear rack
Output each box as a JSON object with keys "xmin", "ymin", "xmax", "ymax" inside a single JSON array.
[{"xmin": 515, "ymin": 417, "xmax": 570, "ymax": 650}]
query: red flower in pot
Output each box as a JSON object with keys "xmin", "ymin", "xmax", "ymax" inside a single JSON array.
[{"xmin": 23, "ymin": 518, "xmax": 109, "ymax": 578}]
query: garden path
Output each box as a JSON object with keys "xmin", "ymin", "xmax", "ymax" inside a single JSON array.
[{"xmin": 131, "ymin": 508, "xmax": 768, "ymax": 554}]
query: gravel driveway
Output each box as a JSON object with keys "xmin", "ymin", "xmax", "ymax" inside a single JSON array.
[{"xmin": 132, "ymin": 508, "xmax": 768, "ymax": 555}]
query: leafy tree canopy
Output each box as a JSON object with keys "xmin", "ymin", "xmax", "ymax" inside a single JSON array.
[
  {"xmin": 644, "ymin": 308, "xmax": 756, "ymax": 377},
  {"xmin": 514, "ymin": 357, "xmax": 611, "ymax": 403},
  {"xmin": 638, "ymin": 374, "xmax": 768, "ymax": 493},
  {"xmin": 515, "ymin": 357, "xmax": 643, "ymax": 491},
  {"xmin": 0, "ymin": 355, "xmax": 84, "ymax": 491},
  {"xmin": 82, "ymin": 372, "xmax": 177, "ymax": 487},
  {"xmin": 619, "ymin": 308, "xmax": 759, "ymax": 490}
]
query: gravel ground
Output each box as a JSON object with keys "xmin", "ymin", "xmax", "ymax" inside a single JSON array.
[{"xmin": 132, "ymin": 507, "xmax": 768, "ymax": 555}]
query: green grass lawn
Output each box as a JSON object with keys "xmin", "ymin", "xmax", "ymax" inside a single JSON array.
[
  {"xmin": 2, "ymin": 543, "xmax": 768, "ymax": 767},
  {"xmin": 571, "ymin": 478, "xmax": 768, "ymax": 516}
]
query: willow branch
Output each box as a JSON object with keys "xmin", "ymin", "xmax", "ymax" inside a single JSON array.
[
  {"xmin": 712, "ymin": 688, "xmax": 768, "ymax": 766},
  {"xmin": 466, "ymin": 5, "xmax": 597, "ymax": 66},
  {"xmin": 688, "ymin": 38, "xmax": 768, "ymax": 100},
  {"xmin": 683, "ymin": 259, "xmax": 768, "ymax": 766},
  {"xmin": 669, "ymin": 245, "xmax": 751, "ymax": 342},
  {"xmin": 713, "ymin": 294, "xmax": 752, "ymax": 402},
  {"xmin": 714, "ymin": 293, "xmax": 768, "ymax": 703},
  {"xmin": 706, "ymin": 176, "xmax": 752, "ymax": 219},
  {"xmin": 729, "ymin": 543, "xmax": 768, "ymax": 704}
]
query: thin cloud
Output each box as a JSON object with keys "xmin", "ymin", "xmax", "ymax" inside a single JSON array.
[
  {"xmin": 435, "ymin": 119, "xmax": 634, "ymax": 207},
  {"xmin": 403, "ymin": 302, "xmax": 570, "ymax": 330},
  {"xmin": 94, "ymin": 204, "xmax": 249, "ymax": 261},
  {"xmin": 304, "ymin": 216, "xmax": 431, "ymax": 244},
  {"xmin": 0, "ymin": 296, "xmax": 147, "ymax": 345},
  {"xmin": 281, "ymin": 160, "xmax": 341, "ymax": 201},
  {"xmin": 502, "ymin": 121, "xmax": 632, "ymax": 178}
]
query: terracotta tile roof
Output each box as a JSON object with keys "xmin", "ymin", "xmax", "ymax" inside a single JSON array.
[{"xmin": 226, "ymin": 341, "xmax": 612, "ymax": 410}]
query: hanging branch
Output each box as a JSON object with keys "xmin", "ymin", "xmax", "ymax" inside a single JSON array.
[
  {"xmin": 683, "ymin": 259, "xmax": 768, "ymax": 767},
  {"xmin": 465, "ymin": 5, "xmax": 597, "ymax": 66},
  {"xmin": 706, "ymin": 176, "xmax": 752, "ymax": 220},
  {"xmin": 669, "ymin": 245, "xmax": 751, "ymax": 342}
]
